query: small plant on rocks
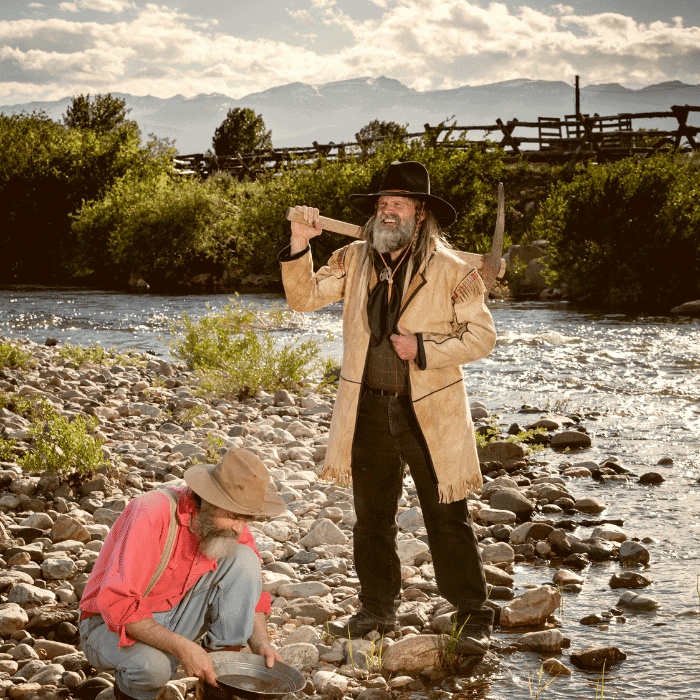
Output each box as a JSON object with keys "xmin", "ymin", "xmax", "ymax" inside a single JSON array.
[
  {"xmin": 0, "ymin": 342, "xmax": 33, "ymax": 369},
  {"xmin": 0, "ymin": 437, "xmax": 16, "ymax": 461},
  {"xmin": 434, "ymin": 618, "xmax": 468, "ymax": 676},
  {"xmin": 19, "ymin": 400, "xmax": 106, "ymax": 476},
  {"xmin": 167, "ymin": 297, "xmax": 330, "ymax": 399},
  {"xmin": 59, "ymin": 342, "xmax": 146, "ymax": 367}
]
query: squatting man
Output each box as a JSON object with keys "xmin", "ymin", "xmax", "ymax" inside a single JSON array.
[
  {"xmin": 279, "ymin": 160, "xmax": 497, "ymax": 654},
  {"xmin": 79, "ymin": 448, "xmax": 286, "ymax": 700}
]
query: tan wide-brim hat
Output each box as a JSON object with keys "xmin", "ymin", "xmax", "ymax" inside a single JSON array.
[{"xmin": 184, "ymin": 448, "xmax": 286, "ymax": 517}]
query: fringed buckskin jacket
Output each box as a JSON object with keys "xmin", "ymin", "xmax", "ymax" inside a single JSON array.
[{"xmin": 280, "ymin": 239, "xmax": 497, "ymax": 504}]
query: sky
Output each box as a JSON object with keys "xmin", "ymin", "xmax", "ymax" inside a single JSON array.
[{"xmin": 1, "ymin": 0, "xmax": 699, "ymax": 105}]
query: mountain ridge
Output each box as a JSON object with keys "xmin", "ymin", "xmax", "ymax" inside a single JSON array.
[{"xmin": 3, "ymin": 76, "xmax": 698, "ymax": 154}]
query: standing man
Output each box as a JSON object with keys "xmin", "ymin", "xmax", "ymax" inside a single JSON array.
[
  {"xmin": 279, "ymin": 161, "xmax": 497, "ymax": 654},
  {"xmin": 79, "ymin": 449, "xmax": 286, "ymax": 700}
]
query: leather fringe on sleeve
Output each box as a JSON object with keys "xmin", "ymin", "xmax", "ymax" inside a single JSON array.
[
  {"xmin": 328, "ymin": 246, "xmax": 349, "ymax": 279},
  {"xmin": 452, "ymin": 268, "xmax": 486, "ymax": 303}
]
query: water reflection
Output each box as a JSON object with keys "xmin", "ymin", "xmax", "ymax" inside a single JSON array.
[{"xmin": 1, "ymin": 288, "xmax": 699, "ymax": 699}]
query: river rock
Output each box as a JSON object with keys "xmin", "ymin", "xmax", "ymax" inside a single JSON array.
[
  {"xmin": 618, "ymin": 540, "xmax": 650, "ymax": 565},
  {"xmin": 481, "ymin": 542, "xmax": 515, "ymax": 564},
  {"xmin": 591, "ymin": 524, "xmax": 626, "ymax": 542},
  {"xmin": 476, "ymin": 507, "xmax": 517, "ymax": 524},
  {"xmin": 550, "ymin": 431, "xmax": 592, "ymax": 449},
  {"xmin": 381, "ymin": 634, "xmax": 441, "ymax": 673},
  {"xmin": 639, "ymin": 472, "xmax": 665, "ymax": 485},
  {"xmin": 51, "ymin": 515, "xmax": 91, "ymax": 544},
  {"xmin": 570, "ymin": 646, "xmax": 627, "ymax": 670},
  {"xmin": 573, "ymin": 497, "xmax": 606, "ymax": 513},
  {"xmin": 33, "ymin": 641, "xmax": 80, "ymax": 660},
  {"xmin": 8, "ymin": 583, "xmax": 57, "ymax": 605},
  {"xmin": 483, "ymin": 564, "xmax": 514, "ymax": 587},
  {"xmin": 283, "ymin": 596, "xmax": 343, "ymax": 624},
  {"xmin": 28, "ymin": 663, "xmax": 65, "ymax": 685},
  {"xmin": 397, "ymin": 507, "xmax": 425, "ymax": 529},
  {"xmin": 489, "ymin": 488, "xmax": 534, "ymax": 518},
  {"xmin": 669, "ymin": 300, "xmax": 700, "ymax": 316},
  {"xmin": 542, "ymin": 658, "xmax": 572, "ymax": 676},
  {"xmin": 278, "ymin": 642, "xmax": 319, "ymax": 667},
  {"xmin": 0, "ymin": 603, "xmax": 29, "ymax": 635},
  {"xmin": 609, "ymin": 572, "xmax": 652, "ymax": 589},
  {"xmin": 312, "ymin": 670, "xmax": 348, "ymax": 698},
  {"xmin": 397, "ymin": 536, "xmax": 429, "ymax": 565},
  {"xmin": 477, "ymin": 441, "xmax": 526, "ymax": 468},
  {"xmin": 552, "ymin": 569, "xmax": 584, "ymax": 586},
  {"xmin": 277, "ymin": 581, "xmax": 331, "ymax": 599},
  {"xmin": 283, "ymin": 625, "xmax": 320, "ymax": 646},
  {"xmin": 518, "ymin": 629, "xmax": 563, "ymax": 652},
  {"xmin": 616, "ymin": 591, "xmax": 660, "ymax": 611},
  {"xmin": 299, "ymin": 520, "xmax": 346, "ymax": 547},
  {"xmin": 42, "ymin": 557, "xmax": 76, "ymax": 579},
  {"xmin": 500, "ymin": 585, "xmax": 560, "ymax": 627},
  {"xmin": 510, "ymin": 522, "xmax": 554, "ymax": 544}
]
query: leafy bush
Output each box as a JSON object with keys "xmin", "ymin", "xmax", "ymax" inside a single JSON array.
[
  {"xmin": 219, "ymin": 135, "xmax": 508, "ymax": 279},
  {"xmin": 58, "ymin": 342, "xmax": 146, "ymax": 367},
  {"xmin": 72, "ymin": 170, "xmax": 237, "ymax": 282},
  {"xmin": 532, "ymin": 152, "xmax": 700, "ymax": 309},
  {"xmin": 0, "ymin": 343, "xmax": 32, "ymax": 369},
  {"xmin": 19, "ymin": 402, "xmax": 106, "ymax": 476},
  {"xmin": 0, "ymin": 437, "xmax": 16, "ymax": 461},
  {"xmin": 167, "ymin": 297, "xmax": 329, "ymax": 398},
  {"xmin": 0, "ymin": 110, "xmax": 166, "ymax": 280}
]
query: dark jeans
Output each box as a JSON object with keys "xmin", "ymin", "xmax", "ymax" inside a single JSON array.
[{"xmin": 351, "ymin": 391, "xmax": 493, "ymax": 629}]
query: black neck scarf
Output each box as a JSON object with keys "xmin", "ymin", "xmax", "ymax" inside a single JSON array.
[{"xmin": 367, "ymin": 253, "xmax": 411, "ymax": 347}]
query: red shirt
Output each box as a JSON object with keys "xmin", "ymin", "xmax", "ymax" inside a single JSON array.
[{"xmin": 80, "ymin": 485, "xmax": 271, "ymax": 647}]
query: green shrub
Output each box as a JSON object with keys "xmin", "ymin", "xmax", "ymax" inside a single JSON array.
[
  {"xmin": 72, "ymin": 169, "xmax": 237, "ymax": 282},
  {"xmin": 167, "ymin": 297, "xmax": 330, "ymax": 398},
  {"xmin": 58, "ymin": 342, "xmax": 146, "ymax": 367},
  {"xmin": 0, "ymin": 343, "xmax": 32, "ymax": 369},
  {"xmin": 0, "ymin": 437, "xmax": 16, "ymax": 461},
  {"xmin": 19, "ymin": 402, "xmax": 106, "ymax": 476},
  {"xmin": 219, "ymin": 136, "xmax": 508, "ymax": 279},
  {"xmin": 0, "ymin": 111, "xmax": 169, "ymax": 280},
  {"xmin": 532, "ymin": 152, "xmax": 700, "ymax": 310}
]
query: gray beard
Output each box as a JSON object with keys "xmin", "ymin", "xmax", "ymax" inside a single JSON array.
[
  {"xmin": 192, "ymin": 502, "xmax": 239, "ymax": 560},
  {"xmin": 371, "ymin": 213, "xmax": 416, "ymax": 254}
]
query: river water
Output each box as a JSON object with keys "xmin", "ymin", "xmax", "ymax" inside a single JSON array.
[{"xmin": 1, "ymin": 286, "xmax": 699, "ymax": 700}]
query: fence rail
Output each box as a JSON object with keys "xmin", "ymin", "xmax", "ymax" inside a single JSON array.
[{"xmin": 172, "ymin": 105, "xmax": 700, "ymax": 179}]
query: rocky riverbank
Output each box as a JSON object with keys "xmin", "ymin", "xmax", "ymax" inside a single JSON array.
[{"xmin": 0, "ymin": 338, "xmax": 675, "ymax": 700}]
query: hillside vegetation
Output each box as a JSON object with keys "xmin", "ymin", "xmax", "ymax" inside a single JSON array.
[{"xmin": 2, "ymin": 103, "xmax": 699, "ymax": 311}]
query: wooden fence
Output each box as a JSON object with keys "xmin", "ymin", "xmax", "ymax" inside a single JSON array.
[{"xmin": 172, "ymin": 104, "xmax": 700, "ymax": 179}]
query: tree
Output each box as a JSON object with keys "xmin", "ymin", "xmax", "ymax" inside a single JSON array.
[
  {"xmin": 63, "ymin": 93, "xmax": 133, "ymax": 133},
  {"xmin": 358, "ymin": 119, "xmax": 408, "ymax": 143},
  {"xmin": 212, "ymin": 108, "xmax": 272, "ymax": 156}
]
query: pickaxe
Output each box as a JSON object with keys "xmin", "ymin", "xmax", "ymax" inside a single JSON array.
[{"xmin": 285, "ymin": 182, "xmax": 506, "ymax": 297}]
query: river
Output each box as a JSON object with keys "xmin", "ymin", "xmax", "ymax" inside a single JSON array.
[{"xmin": 1, "ymin": 286, "xmax": 699, "ymax": 700}]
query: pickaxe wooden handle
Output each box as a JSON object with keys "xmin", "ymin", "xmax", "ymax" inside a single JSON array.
[{"xmin": 285, "ymin": 196, "xmax": 506, "ymax": 286}]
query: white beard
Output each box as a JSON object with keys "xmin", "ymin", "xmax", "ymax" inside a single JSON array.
[
  {"xmin": 198, "ymin": 536, "xmax": 238, "ymax": 560},
  {"xmin": 192, "ymin": 502, "xmax": 239, "ymax": 559},
  {"xmin": 372, "ymin": 213, "xmax": 416, "ymax": 254}
]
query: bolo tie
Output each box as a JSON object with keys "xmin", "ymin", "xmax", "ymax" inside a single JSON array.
[{"xmin": 376, "ymin": 202, "xmax": 424, "ymax": 302}]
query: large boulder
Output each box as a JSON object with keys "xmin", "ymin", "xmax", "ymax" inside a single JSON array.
[{"xmin": 500, "ymin": 585, "xmax": 560, "ymax": 627}]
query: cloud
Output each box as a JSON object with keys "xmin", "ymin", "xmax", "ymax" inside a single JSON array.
[
  {"xmin": 0, "ymin": 0, "xmax": 698, "ymax": 105},
  {"xmin": 60, "ymin": 0, "xmax": 133, "ymax": 12}
]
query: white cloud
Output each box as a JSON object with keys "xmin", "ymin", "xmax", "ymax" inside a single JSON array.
[
  {"xmin": 0, "ymin": 1, "xmax": 698, "ymax": 105},
  {"xmin": 60, "ymin": 0, "xmax": 133, "ymax": 13}
]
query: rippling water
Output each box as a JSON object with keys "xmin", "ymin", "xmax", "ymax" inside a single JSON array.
[{"xmin": 1, "ymin": 287, "xmax": 699, "ymax": 699}]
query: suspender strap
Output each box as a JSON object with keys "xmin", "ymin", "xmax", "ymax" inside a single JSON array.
[{"xmin": 143, "ymin": 488, "xmax": 179, "ymax": 598}]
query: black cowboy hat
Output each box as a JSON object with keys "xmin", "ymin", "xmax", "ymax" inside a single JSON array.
[{"xmin": 348, "ymin": 160, "xmax": 456, "ymax": 227}]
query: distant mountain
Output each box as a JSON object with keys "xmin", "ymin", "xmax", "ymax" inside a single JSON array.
[{"xmin": 3, "ymin": 76, "xmax": 699, "ymax": 154}]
